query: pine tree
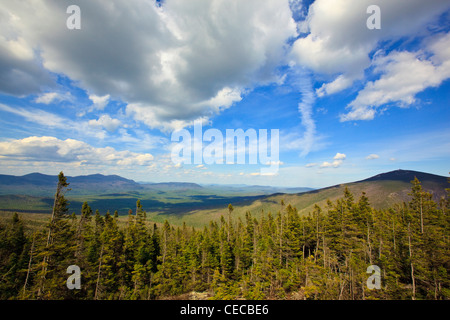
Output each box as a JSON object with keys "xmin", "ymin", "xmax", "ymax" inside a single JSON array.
[
  {"xmin": 1, "ymin": 172, "xmax": 448, "ymax": 300},
  {"xmin": 35, "ymin": 172, "xmax": 77, "ymax": 299},
  {"xmin": 95, "ymin": 210, "xmax": 123, "ymax": 299},
  {"xmin": 0, "ymin": 213, "xmax": 29, "ymax": 299}
]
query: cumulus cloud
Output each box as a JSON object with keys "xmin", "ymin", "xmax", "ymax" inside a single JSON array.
[
  {"xmin": 89, "ymin": 94, "xmax": 110, "ymax": 111},
  {"xmin": 0, "ymin": 136, "xmax": 153, "ymax": 166},
  {"xmin": 319, "ymin": 160, "xmax": 343, "ymax": 168},
  {"xmin": 1, "ymin": 0, "xmax": 297, "ymax": 130},
  {"xmin": 316, "ymin": 152, "xmax": 346, "ymax": 168},
  {"xmin": 316, "ymin": 75, "xmax": 356, "ymax": 97},
  {"xmin": 2, "ymin": 0, "xmax": 449, "ymax": 142},
  {"xmin": 0, "ymin": 8, "xmax": 54, "ymax": 96},
  {"xmin": 88, "ymin": 115, "xmax": 122, "ymax": 132},
  {"xmin": 366, "ymin": 154, "xmax": 380, "ymax": 160},
  {"xmin": 291, "ymin": 0, "xmax": 450, "ymax": 96},
  {"xmin": 341, "ymin": 32, "xmax": 450, "ymax": 121},
  {"xmin": 333, "ymin": 152, "xmax": 346, "ymax": 160}
]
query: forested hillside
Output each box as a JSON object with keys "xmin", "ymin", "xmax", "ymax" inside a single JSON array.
[{"xmin": 0, "ymin": 172, "xmax": 448, "ymax": 300}]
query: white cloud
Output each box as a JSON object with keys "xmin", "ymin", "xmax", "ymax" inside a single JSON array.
[
  {"xmin": 88, "ymin": 115, "xmax": 122, "ymax": 132},
  {"xmin": 126, "ymin": 102, "xmax": 207, "ymax": 132},
  {"xmin": 0, "ymin": 9, "xmax": 54, "ymax": 96},
  {"xmin": 333, "ymin": 153, "xmax": 346, "ymax": 160},
  {"xmin": 282, "ymin": 70, "xmax": 321, "ymax": 157},
  {"xmin": 88, "ymin": 94, "xmax": 110, "ymax": 111},
  {"xmin": 297, "ymin": 83, "xmax": 316, "ymax": 156},
  {"xmin": 319, "ymin": 160, "xmax": 343, "ymax": 168},
  {"xmin": 116, "ymin": 154, "xmax": 154, "ymax": 166},
  {"xmin": 339, "ymin": 105, "xmax": 376, "ymax": 122},
  {"xmin": 3, "ymin": 0, "xmax": 448, "ymax": 132},
  {"xmin": 35, "ymin": 92, "xmax": 72, "ymax": 104},
  {"xmin": 196, "ymin": 87, "xmax": 243, "ymax": 113},
  {"xmin": 1, "ymin": 0, "xmax": 297, "ymax": 130},
  {"xmin": 317, "ymin": 152, "xmax": 346, "ymax": 168},
  {"xmin": 0, "ymin": 136, "xmax": 153, "ymax": 166},
  {"xmin": 0, "ymin": 103, "xmax": 109, "ymax": 139},
  {"xmin": 341, "ymin": 32, "xmax": 450, "ymax": 121},
  {"xmin": 291, "ymin": 0, "xmax": 450, "ymax": 96},
  {"xmin": 366, "ymin": 154, "xmax": 380, "ymax": 160},
  {"xmin": 0, "ymin": 103, "xmax": 68, "ymax": 129},
  {"xmin": 316, "ymin": 74, "xmax": 357, "ymax": 97}
]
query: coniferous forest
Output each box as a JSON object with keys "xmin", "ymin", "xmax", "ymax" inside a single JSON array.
[{"xmin": 0, "ymin": 172, "xmax": 449, "ymax": 300}]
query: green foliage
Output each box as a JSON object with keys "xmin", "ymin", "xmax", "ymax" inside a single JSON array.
[{"xmin": 0, "ymin": 176, "xmax": 448, "ymax": 300}]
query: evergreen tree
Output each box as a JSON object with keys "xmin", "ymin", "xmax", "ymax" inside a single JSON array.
[
  {"xmin": 35, "ymin": 171, "xmax": 77, "ymax": 299},
  {"xmin": 0, "ymin": 213, "xmax": 29, "ymax": 299},
  {"xmin": 0, "ymin": 174, "xmax": 448, "ymax": 300}
]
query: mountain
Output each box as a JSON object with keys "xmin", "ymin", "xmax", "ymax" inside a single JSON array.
[
  {"xmin": 0, "ymin": 172, "xmax": 142, "ymax": 196},
  {"xmin": 303, "ymin": 169, "xmax": 449, "ymax": 205},
  {"xmin": 0, "ymin": 172, "xmax": 275, "ymax": 215},
  {"xmin": 180, "ymin": 169, "xmax": 449, "ymax": 227},
  {"xmin": 0, "ymin": 169, "xmax": 447, "ymax": 227},
  {"xmin": 360, "ymin": 169, "xmax": 446, "ymax": 184},
  {"xmin": 0, "ymin": 173, "xmax": 56, "ymax": 186}
]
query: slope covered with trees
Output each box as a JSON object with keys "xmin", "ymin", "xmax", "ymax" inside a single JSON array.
[{"xmin": 0, "ymin": 172, "xmax": 448, "ymax": 300}]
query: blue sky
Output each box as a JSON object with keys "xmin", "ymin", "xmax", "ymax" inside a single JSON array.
[{"xmin": 0, "ymin": 0, "xmax": 449, "ymax": 188}]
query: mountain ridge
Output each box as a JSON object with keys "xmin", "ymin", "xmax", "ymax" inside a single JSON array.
[
  {"xmin": 359, "ymin": 169, "xmax": 446, "ymax": 184},
  {"xmin": 223, "ymin": 169, "xmax": 449, "ymax": 222},
  {"xmin": 0, "ymin": 169, "xmax": 447, "ymax": 223},
  {"xmin": 3, "ymin": 168, "xmax": 446, "ymax": 189}
]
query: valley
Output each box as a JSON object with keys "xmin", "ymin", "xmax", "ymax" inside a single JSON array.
[{"xmin": 0, "ymin": 169, "xmax": 447, "ymax": 228}]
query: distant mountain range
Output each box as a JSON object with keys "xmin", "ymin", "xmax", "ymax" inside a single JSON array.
[
  {"xmin": 216, "ymin": 169, "xmax": 449, "ymax": 222},
  {"xmin": 0, "ymin": 173, "xmax": 209, "ymax": 195},
  {"xmin": 0, "ymin": 170, "xmax": 447, "ymax": 224},
  {"xmin": 0, "ymin": 172, "xmax": 312, "ymax": 195},
  {"xmin": 0, "ymin": 172, "xmax": 312, "ymax": 214},
  {"xmin": 0, "ymin": 172, "xmax": 139, "ymax": 188}
]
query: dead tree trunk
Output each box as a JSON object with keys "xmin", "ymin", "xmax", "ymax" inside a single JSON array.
[
  {"xmin": 22, "ymin": 233, "xmax": 36, "ymax": 299},
  {"xmin": 94, "ymin": 244, "xmax": 104, "ymax": 300},
  {"xmin": 407, "ymin": 222, "xmax": 416, "ymax": 300}
]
